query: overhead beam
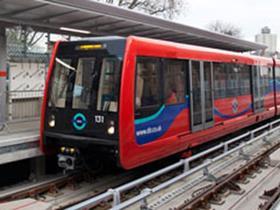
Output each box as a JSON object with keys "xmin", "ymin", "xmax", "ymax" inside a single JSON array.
[
  {"xmin": 101, "ymin": 24, "xmax": 141, "ymax": 33},
  {"xmin": 0, "ymin": 16, "xmax": 103, "ymax": 37},
  {"xmin": 86, "ymin": 20, "xmax": 126, "ymax": 30},
  {"xmin": 117, "ymin": 27, "xmax": 153, "ymax": 35},
  {"xmin": 2, "ymin": 4, "xmax": 48, "ymax": 17},
  {"xmin": 61, "ymin": 15, "xmax": 103, "ymax": 26},
  {"xmin": 135, "ymin": 29, "xmax": 164, "ymax": 36},
  {"xmin": 34, "ymin": 10, "xmax": 77, "ymax": 22}
]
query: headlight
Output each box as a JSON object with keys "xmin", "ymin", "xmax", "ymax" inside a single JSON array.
[
  {"xmin": 107, "ymin": 126, "xmax": 115, "ymax": 135},
  {"xmin": 48, "ymin": 115, "xmax": 55, "ymax": 127},
  {"xmin": 107, "ymin": 121, "xmax": 115, "ymax": 135}
]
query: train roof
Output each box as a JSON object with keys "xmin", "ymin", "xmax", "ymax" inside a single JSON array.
[
  {"xmin": 127, "ymin": 36, "xmax": 274, "ymax": 66},
  {"xmin": 79, "ymin": 36, "xmax": 126, "ymax": 42},
  {"xmin": 60, "ymin": 35, "xmax": 274, "ymax": 66}
]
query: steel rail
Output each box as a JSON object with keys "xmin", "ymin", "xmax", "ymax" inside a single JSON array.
[
  {"xmin": 259, "ymin": 185, "xmax": 280, "ymax": 210},
  {"xmin": 0, "ymin": 173, "xmax": 74, "ymax": 202},
  {"xmin": 178, "ymin": 137, "xmax": 280, "ymax": 209}
]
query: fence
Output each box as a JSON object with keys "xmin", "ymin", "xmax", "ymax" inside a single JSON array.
[
  {"xmin": 6, "ymin": 90, "xmax": 43, "ymax": 122},
  {"xmin": 5, "ymin": 43, "xmax": 49, "ymax": 123}
]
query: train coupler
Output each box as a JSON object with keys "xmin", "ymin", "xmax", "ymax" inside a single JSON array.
[{"xmin": 58, "ymin": 147, "xmax": 81, "ymax": 171}]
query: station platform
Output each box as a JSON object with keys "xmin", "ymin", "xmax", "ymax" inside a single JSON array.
[{"xmin": 0, "ymin": 120, "xmax": 42, "ymax": 165}]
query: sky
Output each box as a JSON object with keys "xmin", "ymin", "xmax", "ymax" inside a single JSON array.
[{"xmin": 177, "ymin": 0, "xmax": 279, "ymax": 48}]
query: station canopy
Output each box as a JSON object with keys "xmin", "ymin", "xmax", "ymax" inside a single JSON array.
[{"xmin": 0, "ymin": 0, "xmax": 266, "ymax": 52}]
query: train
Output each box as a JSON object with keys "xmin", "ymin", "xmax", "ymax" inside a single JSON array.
[{"xmin": 40, "ymin": 36, "xmax": 280, "ymax": 170}]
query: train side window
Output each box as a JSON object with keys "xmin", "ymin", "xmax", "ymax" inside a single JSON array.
[
  {"xmin": 213, "ymin": 63, "xmax": 226, "ymax": 99},
  {"xmin": 163, "ymin": 59, "xmax": 186, "ymax": 105},
  {"xmin": 260, "ymin": 66, "xmax": 269, "ymax": 97},
  {"xmin": 239, "ymin": 64, "xmax": 250, "ymax": 95},
  {"xmin": 276, "ymin": 67, "xmax": 280, "ymax": 92},
  {"xmin": 135, "ymin": 57, "xmax": 161, "ymax": 111},
  {"xmin": 267, "ymin": 66, "xmax": 273, "ymax": 94},
  {"xmin": 276, "ymin": 67, "xmax": 280, "ymax": 83},
  {"xmin": 226, "ymin": 64, "xmax": 238, "ymax": 98}
]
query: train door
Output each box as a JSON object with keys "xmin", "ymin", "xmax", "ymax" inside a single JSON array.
[
  {"xmin": 251, "ymin": 66, "xmax": 264, "ymax": 113},
  {"xmin": 190, "ymin": 61, "xmax": 214, "ymax": 132}
]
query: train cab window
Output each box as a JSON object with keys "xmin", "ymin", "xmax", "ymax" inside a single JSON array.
[
  {"xmin": 164, "ymin": 60, "xmax": 186, "ymax": 105},
  {"xmin": 49, "ymin": 58, "xmax": 72, "ymax": 108},
  {"xmin": 72, "ymin": 58, "xmax": 96, "ymax": 109},
  {"xmin": 97, "ymin": 58, "xmax": 120, "ymax": 112},
  {"xmin": 135, "ymin": 57, "xmax": 161, "ymax": 110}
]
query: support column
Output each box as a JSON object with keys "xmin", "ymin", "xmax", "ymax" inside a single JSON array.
[
  {"xmin": 0, "ymin": 27, "xmax": 7, "ymax": 130},
  {"xmin": 30, "ymin": 156, "xmax": 46, "ymax": 181}
]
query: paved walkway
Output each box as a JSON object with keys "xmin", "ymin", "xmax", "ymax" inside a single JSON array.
[{"xmin": 0, "ymin": 119, "xmax": 39, "ymax": 136}]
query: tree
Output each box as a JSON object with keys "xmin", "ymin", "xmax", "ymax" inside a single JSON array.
[
  {"xmin": 6, "ymin": 26, "xmax": 45, "ymax": 51},
  {"xmin": 96, "ymin": 0, "xmax": 186, "ymax": 20},
  {"xmin": 207, "ymin": 20, "xmax": 242, "ymax": 38}
]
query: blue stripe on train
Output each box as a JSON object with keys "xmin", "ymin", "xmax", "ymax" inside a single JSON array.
[
  {"xmin": 135, "ymin": 102, "xmax": 252, "ymax": 145},
  {"xmin": 214, "ymin": 103, "xmax": 253, "ymax": 120},
  {"xmin": 134, "ymin": 82, "xmax": 278, "ymax": 145},
  {"xmin": 135, "ymin": 97, "xmax": 189, "ymax": 145}
]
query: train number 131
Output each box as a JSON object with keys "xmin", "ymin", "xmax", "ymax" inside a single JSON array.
[{"xmin": 94, "ymin": 115, "xmax": 105, "ymax": 124}]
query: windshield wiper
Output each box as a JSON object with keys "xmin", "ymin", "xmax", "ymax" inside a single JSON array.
[{"xmin": 55, "ymin": 58, "xmax": 76, "ymax": 72}]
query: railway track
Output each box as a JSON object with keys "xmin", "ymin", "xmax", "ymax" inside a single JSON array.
[
  {"xmin": 0, "ymin": 168, "xmax": 140, "ymax": 209},
  {"xmin": 0, "ymin": 173, "xmax": 71, "ymax": 202},
  {"xmin": 0, "ymin": 159, "xmax": 186, "ymax": 209},
  {"xmin": 66, "ymin": 118, "xmax": 280, "ymax": 210},
  {"xmin": 0, "ymin": 155, "xmax": 182, "ymax": 209},
  {"xmin": 177, "ymin": 136, "xmax": 280, "ymax": 210},
  {"xmin": 1, "ymin": 119, "xmax": 280, "ymax": 209}
]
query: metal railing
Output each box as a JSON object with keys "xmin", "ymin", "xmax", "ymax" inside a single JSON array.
[
  {"xmin": 6, "ymin": 90, "xmax": 43, "ymax": 122},
  {"xmin": 66, "ymin": 118, "xmax": 280, "ymax": 210}
]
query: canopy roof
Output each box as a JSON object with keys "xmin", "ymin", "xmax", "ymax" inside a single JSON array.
[{"xmin": 0, "ymin": 0, "xmax": 266, "ymax": 52}]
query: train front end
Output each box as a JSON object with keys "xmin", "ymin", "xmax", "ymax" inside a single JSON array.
[{"xmin": 40, "ymin": 37, "xmax": 125, "ymax": 170}]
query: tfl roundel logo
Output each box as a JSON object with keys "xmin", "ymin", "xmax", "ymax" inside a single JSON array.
[
  {"xmin": 72, "ymin": 113, "xmax": 87, "ymax": 130},
  {"xmin": 232, "ymin": 98, "xmax": 239, "ymax": 114}
]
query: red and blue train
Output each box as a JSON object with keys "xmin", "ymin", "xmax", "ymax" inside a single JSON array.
[{"xmin": 40, "ymin": 36, "xmax": 280, "ymax": 170}]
